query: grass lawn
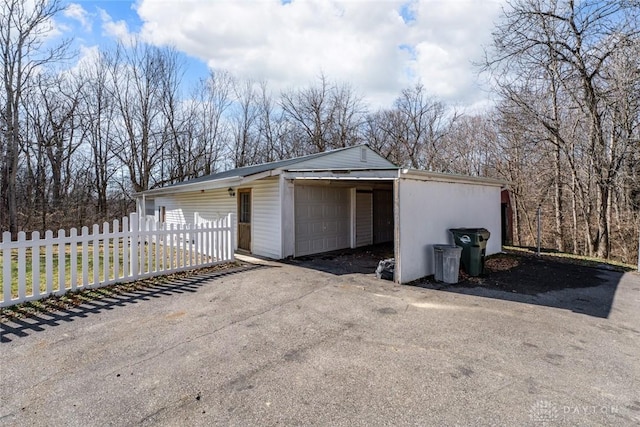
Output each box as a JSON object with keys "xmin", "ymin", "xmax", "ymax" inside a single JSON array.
[
  {"xmin": 0, "ymin": 244, "xmax": 122, "ymax": 298},
  {"xmin": 1, "ymin": 243, "xmax": 205, "ymax": 299}
]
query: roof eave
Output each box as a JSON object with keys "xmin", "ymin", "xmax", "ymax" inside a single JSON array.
[
  {"xmin": 135, "ymin": 169, "xmax": 283, "ymax": 197},
  {"xmin": 400, "ymin": 169, "xmax": 508, "ymax": 187},
  {"xmin": 283, "ymin": 168, "xmax": 400, "ymax": 180},
  {"xmin": 134, "ymin": 175, "xmax": 242, "ymax": 197}
]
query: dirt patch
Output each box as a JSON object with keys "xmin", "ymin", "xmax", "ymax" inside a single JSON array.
[
  {"xmin": 414, "ymin": 251, "xmax": 630, "ymax": 295},
  {"xmin": 286, "ymin": 243, "xmax": 394, "ymax": 275}
]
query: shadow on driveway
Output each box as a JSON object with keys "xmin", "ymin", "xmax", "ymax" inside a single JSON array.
[
  {"xmin": 410, "ymin": 254, "xmax": 627, "ymax": 319},
  {"xmin": 285, "ymin": 246, "xmax": 629, "ymax": 319},
  {"xmin": 0, "ymin": 264, "xmax": 267, "ymax": 343}
]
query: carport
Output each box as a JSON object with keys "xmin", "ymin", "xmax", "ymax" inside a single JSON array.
[
  {"xmin": 281, "ymin": 173, "xmax": 396, "ymax": 257},
  {"xmin": 137, "ymin": 146, "xmax": 504, "ymax": 284},
  {"xmin": 279, "ymin": 168, "xmax": 503, "ymax": 284}
]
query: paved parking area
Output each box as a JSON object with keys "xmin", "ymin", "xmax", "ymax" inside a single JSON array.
[{"xmin": 1, "ymin": 259, "xmax": 639, "ymax": 426}]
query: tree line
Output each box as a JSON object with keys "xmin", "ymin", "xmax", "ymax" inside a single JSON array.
[{"xmin": 1, "ymin": 0, "xmax": 639, "ymax": 262}]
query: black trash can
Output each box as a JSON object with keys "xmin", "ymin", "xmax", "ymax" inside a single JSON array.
[{"xmin": 449, "ymin": 228, "xmax": 491, "ymax": 276}]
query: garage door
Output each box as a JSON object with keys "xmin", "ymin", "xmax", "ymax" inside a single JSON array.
[{"xmin": 295, "ymin": 185, "xmax": 350, "ymax": 256}]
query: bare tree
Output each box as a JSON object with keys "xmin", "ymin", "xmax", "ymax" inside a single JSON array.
[
  {"xmin": 281, "ymin": 74, "xmax": 365, "ymax": 154},
  {"xmin": 76, "ymin": 51, "xmax": 120, "ymax": 220},
  {"xmin": 177, "ymin": 70, "xmax": 233, "ymax": 179},
  {"xmin": 231, "ymin": 78, "xmax": 259, "ymax": 167},
  {"xmin": 368, "ymin": 84, "xmax": 457, "ymax": 169},
  {"xmin": 0, "ymin": 0, "xmax": 70, "ymax": 235},
  {"xmin": 484, "ymin": 0, "xmax": 640, "ymax": 258},
  {"xmin": 107, "ymin": 41, "xmax": 183, "ymax": 192},
  {"xmin": 256, "ymin": 80, "xmax": 287, "ymax": 162}
]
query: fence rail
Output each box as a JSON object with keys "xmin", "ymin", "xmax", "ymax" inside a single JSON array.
[{"xmin": 0, "ymin": 213, "xmax": 235, "ymax": 308}]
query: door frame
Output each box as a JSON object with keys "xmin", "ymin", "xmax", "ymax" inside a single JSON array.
[{"xmin": 237, "ymin": 188, "xmax": 252, "ymax": 252}]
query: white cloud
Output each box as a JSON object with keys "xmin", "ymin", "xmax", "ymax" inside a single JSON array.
[
  {"xmin": 134, "ymin": 0, "xmax": 505, "ymax": 109},
  {"xmin": 99, "ymin": 8, "xmax": 135, "ymax": 45},
  {"xmin": 64, "ymin": 3, "xmax": 92, "ymax": 32}
]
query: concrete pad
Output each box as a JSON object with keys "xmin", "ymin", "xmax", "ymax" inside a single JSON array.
[{"xmin": 1, "ymin": 262, "xmax": 639, "ymax": 426}]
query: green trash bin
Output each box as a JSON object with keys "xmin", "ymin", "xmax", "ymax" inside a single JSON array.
[{"xmin": 449, "ymin": 228, "xmax": 491, "ymax": 277}]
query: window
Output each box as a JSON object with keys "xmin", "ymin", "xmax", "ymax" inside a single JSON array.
[
  {"xmin": 239, "ymin": 192, "xmax": 251, "ymax": 223},
  {"xmin": 145, "ymin": 199, "xmax": 155, "ymax": 216},
  {"xmin": 360, "ymin": 147, "xmax": 368, "ymax": 162}
]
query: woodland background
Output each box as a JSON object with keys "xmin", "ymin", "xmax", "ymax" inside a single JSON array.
[{"xmin": 1, "ymin": 0, "xmax": 639, "ymax": 262}]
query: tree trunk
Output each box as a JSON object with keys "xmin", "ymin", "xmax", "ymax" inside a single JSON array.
[
  {"xmin": 595, "ymin": 184, "xmax": 610, "ymax": 258},
  {"xmin": 553, "ymin": 142, "xmax": 565, "ymax": 252}
]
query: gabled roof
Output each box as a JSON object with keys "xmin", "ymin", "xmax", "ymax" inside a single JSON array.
[
  {"xmin": 171, "ymin": 148, "xmax": 348, "ymax": 185},
  {"xmin": 140, "ymin": 145, "xmax": 399, "ymax": 196}
]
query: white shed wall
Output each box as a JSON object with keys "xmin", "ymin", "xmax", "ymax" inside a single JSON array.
[{"xmin": 396, "ymin": 179, "xmax": 502, "ymax": 284}]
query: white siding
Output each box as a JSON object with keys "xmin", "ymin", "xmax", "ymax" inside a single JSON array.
[
  {"xmin": 293, "ymin": 146, "xmax": 396, "ymax": 169},
  {"xmin": 249, "ymin": 178, "xmax": 282, "ymax": 259},
  {"xmin": 147, "ymin": 178, "xmax": 281, "ymax": 258},
  {"xmin": 396, "ymin": 179, "xmax": 502, "ymax": 284},
  {"xmin": 153, "ymin": 188, "xmax": 238, "ymax": 249}
]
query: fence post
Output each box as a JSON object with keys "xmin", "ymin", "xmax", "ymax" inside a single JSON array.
[
  {"xmin": 45, "ymin": 230, "xmax": 54, "ymax": 295},
  {"xmin": 81, "ymin": 226, "xmax": 89, "ymax": 287},
  {"xmin": 92, "ymin": 224, "xmax": 100, "ymax": 287},
  {"xmin": 229, "ymin": 213, "xmax": 235, "ymax": 261},
  {"xmin": 57, "ymin": 229, "xmax": 66, "ymax": 295},
  {"xmin": 17, "ymin": 232, "xmax": 26, "ymax": 301},
  {"xmin": 32, "ymin": 231, "xmax": 41, "ymax": 298},
  {"xmin": 103, "ymin": 222, "xmax": 110, "ymax": 285},
  {"xmin": 2, "ymin": 231, "xmax": 12, "ymax": 306},
  {"xmin": 70, "ymin": 228, "xmax": 77, "ymax": 291},
  {"xmin": 113, "ymin": 219, "xmax": 120, "ymax": 281},
  {"xmin": 130, "ymin": 212, "xmax": 139, "ymax": 280}
]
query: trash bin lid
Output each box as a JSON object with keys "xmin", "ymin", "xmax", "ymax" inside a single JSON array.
[
  {"xmin": 449, "ymin": 228, "xmax": 490, "ymax": 243},
  {"xmin": 434, "ymin": 244, "xmax": 459, "ymax": 250},
  {"xmin": 434, "ymin": 244, "xmax": 462, "ymax": 254}
]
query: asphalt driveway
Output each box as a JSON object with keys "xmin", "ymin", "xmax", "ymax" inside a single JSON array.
[{"xmin": 1, "ymin": 258, "xmax": 639, "ymax": 426}]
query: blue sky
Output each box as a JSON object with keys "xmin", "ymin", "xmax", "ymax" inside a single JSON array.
[
  {"xmin": 61, "ymin": 1, "xmax": 210, "ymax": 87},
  {"xmin": 59, "ymin": 0, "xmax": 506, "ymax": 110}
]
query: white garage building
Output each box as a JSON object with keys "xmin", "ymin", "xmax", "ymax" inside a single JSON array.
[{"xmin": 137, "ymin": 145, "xmax": 504, "ymax": 283}]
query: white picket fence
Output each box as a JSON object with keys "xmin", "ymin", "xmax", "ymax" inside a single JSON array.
[{"xmin": 0, "ymin": 212, "xmax": 235, "ymax": 308}]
